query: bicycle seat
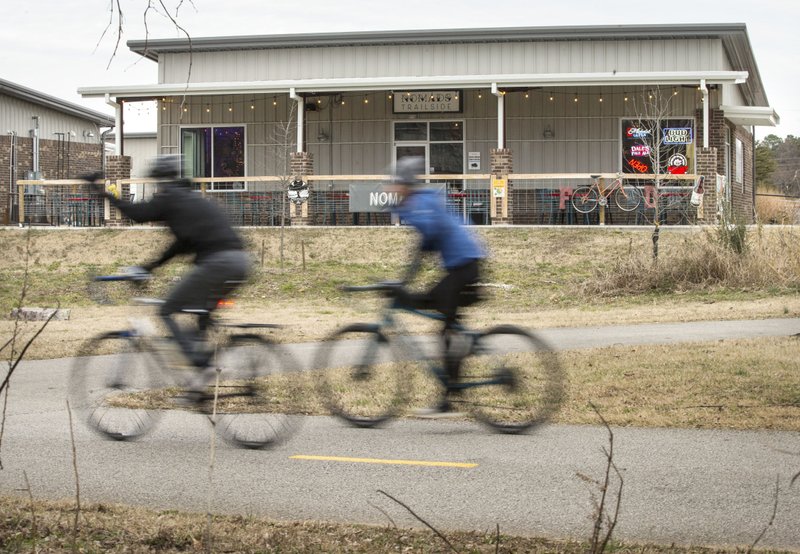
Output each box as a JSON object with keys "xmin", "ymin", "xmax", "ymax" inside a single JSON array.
[{"xmin": 590, "ymin": 174, "xmax": 601, "ymax": 179}]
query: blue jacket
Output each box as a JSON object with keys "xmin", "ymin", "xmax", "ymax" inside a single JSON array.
[{"xmin": 395, "ymin": 188, "xmax": 484, "ymax": 269}]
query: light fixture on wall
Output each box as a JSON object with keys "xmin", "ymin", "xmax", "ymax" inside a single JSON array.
[
  {"xmin": 317, "ymin": 129, "xmax": 329, "ymax": 142},
  {"xmin": 543, "ymin": 125, "xmax": 555, "ymax": 139}
]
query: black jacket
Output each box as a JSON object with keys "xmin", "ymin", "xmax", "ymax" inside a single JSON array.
[{"xmin": 109, "ymin": 181, "xmax": 244, "ymax": 269}]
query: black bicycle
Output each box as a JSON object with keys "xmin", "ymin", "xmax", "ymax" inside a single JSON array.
[
  {"xmin": 69, "ymin": 272, "xmax": 302, "ymax": 449},
  {"xmin": 314, "ymin": 282, "xmax": 565, "ymax": 434}
]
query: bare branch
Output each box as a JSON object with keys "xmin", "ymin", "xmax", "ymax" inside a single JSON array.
[
  {"xmin": 367, "ymin": 500, "xmax": 397, "ymax": 529},
  {"xmin": 377, "ymin": 490, "xmax": 460, "ymax": 553},
  {"xmin": 66, "ymin": 399, "xmax": 81, "ymax": 547},
  {"xmin": 586, "ymin": 402, "xmax": 624, "ymax": 554},
  {"xmin": 105, "ymin": 0, "xmax": 125, "ymax": 70},
  {"xmin": 748, "ymin": 475, "xmax": 780, "ymax": 553},
  {"xmin": 23, "ymin": 470, "xmax": 37, "ymax": 549},
  {"xmin": 93, "ymin": 0, "xmax": 116, "ymax": 54},
  {"xmin": 0, "ymin": 306, "xmax": 59, "ymax": 397}
]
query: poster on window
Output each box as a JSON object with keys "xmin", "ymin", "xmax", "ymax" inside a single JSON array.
[{"xmin": 621, "ymin": 119, "xmax": 694, "ymax": 176}]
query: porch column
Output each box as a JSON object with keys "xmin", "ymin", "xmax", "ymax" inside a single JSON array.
[
  {"xmin": 489, "ymin": 148, "xmax": 513, "ymax": 225},
  {"xmin": 105, "ymin": 155, "xmax": 132, "ymax": 226},
  {"xmin": 289, "ymin": 152, "xmax": 314, "ymax": 226},
  {"xmin": 695, "ymin": 148, "xmax": 718, "ymax": 222}
]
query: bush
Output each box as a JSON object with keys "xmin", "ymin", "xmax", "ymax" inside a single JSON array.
[{"xmin": 585, "ymin": 227, "xmax": 800, "ymax": 296}]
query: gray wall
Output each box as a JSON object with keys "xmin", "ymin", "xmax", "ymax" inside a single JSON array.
[
  {"xmin": 160, "ymin": 38, "xmax": 728, "ymax": 84},
  {"xmin": 0, "ymin": 94, "xmax": 105, "ymax": 144}
]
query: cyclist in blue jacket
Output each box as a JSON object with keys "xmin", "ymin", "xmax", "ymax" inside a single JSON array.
[{"xmin": 388, "ymin": 156, "xmax": 485, "ymax": 416}]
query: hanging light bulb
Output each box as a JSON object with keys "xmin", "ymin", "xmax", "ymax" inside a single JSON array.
[
  {"xmin": 477, "ymin": 92, "xmax": 482, "ymax": 99},
  {"xmin": 228, "ymin": 106, "xmax": 233, "ymax": 112},
  {"xmin": 524, "ymin": 92, "xmax": 529, "ymax": 99},
  {"xmin": 272, "ymin": 96, "xmax": 277, "ymax": 106},
  {"xmin": 624, "ymin": 94, "xmax": 629, "ymax": 102},
  {"xmin": 205, "ymin": 105, "xmax": 211, "ymax": 113},
  {"xmin": 364, "ymin": 95, "xmax": 369, "ymax": 104},
  {"xmin": 549, "ymin": 94, "xmax": 554, "ymax": 101},
  {"xmin": 673, "ymin": 87, "xmax": 679, "ymax": 96},
  {"xmin": 388, "ymin": 93, "xmax": 393, "ymax": 100},
  {"xmin": 598, "ymin": 95, "xmax": 604, "ymax": 103},
  {"xmin": 573, "ymin": 94, "xmax": 578, "ymax": 103}
]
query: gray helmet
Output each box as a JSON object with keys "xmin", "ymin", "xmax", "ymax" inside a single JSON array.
[
  {"xmin": 148, "ymin": 155, "xmax": 182, "ymax": 179},
  {"xmin": 392, "ymin": 156, "xmax": 425, "ymax": 186}
]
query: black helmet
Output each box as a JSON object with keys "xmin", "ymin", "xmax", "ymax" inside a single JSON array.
[
  {"xmin": 391, "ymin": 156, "xmax": 425, "ymax": 186},
  {"xmin": 148, "ymin": 155, "xmax": 182, "ymax": 179}
]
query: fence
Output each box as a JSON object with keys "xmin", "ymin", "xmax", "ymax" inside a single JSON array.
[{"xmin": 14, "ymin": 173, "xmax": 699, "ymax": 227}]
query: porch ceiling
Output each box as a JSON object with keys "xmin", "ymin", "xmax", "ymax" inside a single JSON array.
[{"xmin": 79, "ymin": 71, "xmax": 748, "ymax": 100}]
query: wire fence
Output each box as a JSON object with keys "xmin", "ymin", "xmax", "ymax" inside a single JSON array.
[{"xmin": 14, "ymin": 173, "xmax": 700, "ymax": 227}]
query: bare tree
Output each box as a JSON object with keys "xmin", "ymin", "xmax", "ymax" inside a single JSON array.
[
  {"xmin": 268, "ymin": 101, "xmax": 298, "ymax": 265},
  {"xmin": 625, "ymin": 86, "xmax": 690, "ymax": 256}
]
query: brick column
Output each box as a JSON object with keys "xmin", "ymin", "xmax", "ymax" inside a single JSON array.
[
  {"xmin": 105, "ymin": 155, "xmax": 132, "ymax": 226},
  {"xmin": 490, "ymin": 148, "xmax": 513, "ymax": 224},
  {"xmin": 0, "ymin": 135, "xmax": 10, "ymax": 225},
  {"xmin": 289, "ymin": 152, "xmax": 314, "ymax": 226},
  {"xmin": 695, "ymin": 147, "xmax": 718, "ymax": 223}
]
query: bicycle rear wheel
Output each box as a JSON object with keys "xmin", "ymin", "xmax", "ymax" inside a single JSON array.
[
  {"xmin": 210, "ymin": 335, "xmax": 302, "ymax": 449},
  {"xmin": 459, "ymin": 325, "xmax": 565, "ymax": 434},
  {"xmin": 315, "ymin": 324, "xmax": 407, "ymax": 428},
  {"xmin": 613, "ymin": 185, "xmax": 642, "ymax": 211},
  {"xmin": 571, "ymin": 186, "xmax": 599, "ymax": 213},
  {"xmin": 69, "ymin": 332, "xmax": 162, "ymax": 441}
]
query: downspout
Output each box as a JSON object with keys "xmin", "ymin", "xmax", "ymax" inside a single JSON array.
[
  {"xmin": 7, "ymin": 131, "xmax": 15, "ymax": 224},
  {"xmin": 100, "ymin": 127, "xmax": 115, "ymax": 176},
  {"xmin": 105, "ymin": 94, "xmax": 122, "ymax": 155},
  {"xmin": 289, "ymin": 87, "xmax": 304, "ymax": 153},
  {"xmin": 491, "ymin": 83, "xmax": 505, "ymax": 149},
  {"xmin": 31, "ymin": 116, "xmax": 40, "ymax": 177},
  {"xmin": 699, "ymin": 79, "xmax": 709, "ymax": 149}
]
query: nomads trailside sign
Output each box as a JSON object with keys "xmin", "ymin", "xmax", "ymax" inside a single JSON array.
[{"xmin": 622, "ymin": 119, "xmax": 694, "ymax": 176}]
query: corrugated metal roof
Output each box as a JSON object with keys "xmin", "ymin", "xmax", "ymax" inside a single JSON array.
[
  {"xmin": 125, "ymin": 23, "xmax": 768, "ymax": 107},
  {"xmin": 0, "ymin": 78, "xmax": 115, "ymax": 126}
]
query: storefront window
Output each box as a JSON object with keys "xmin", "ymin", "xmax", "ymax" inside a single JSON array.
[
  {"xmin": 181, "ymin": 125, "xmax": 245, "ymax": 190},
  {"xmin": 621, "ymin": 119, "xmax": 694, "ymax": 176},
  {"xmin": 394, "ymin": 122, "xmax": 427, "ymax": 141}
]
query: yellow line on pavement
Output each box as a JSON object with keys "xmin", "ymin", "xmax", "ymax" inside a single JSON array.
[{"xmin": 290, "ymin": 455, "xmax": 478, "ymax": 468}]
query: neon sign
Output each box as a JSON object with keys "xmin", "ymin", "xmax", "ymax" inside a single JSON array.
[{"xmin": 663, "ymin": 127, "xmax": 693, "ymax": 144}]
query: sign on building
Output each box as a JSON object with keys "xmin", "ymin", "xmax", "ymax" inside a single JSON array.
[
  {"xmin": 393, "ymin": 91, "xmax": 462, "ymax": 113},
  {"xmin": 349, "ymin": 183, "xmax": 446, "ymax": 212}
]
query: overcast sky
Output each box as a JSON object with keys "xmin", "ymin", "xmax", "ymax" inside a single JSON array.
[{"xmin": 1, "ymin": 0, "xmax": 797, "ymax": 138}]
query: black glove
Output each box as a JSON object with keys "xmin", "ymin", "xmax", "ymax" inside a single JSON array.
[{"xmin": 79, "ymin": 172, "xmax": 105, "ymax": 195}]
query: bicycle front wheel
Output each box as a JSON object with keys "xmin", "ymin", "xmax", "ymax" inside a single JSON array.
[
  {"xmin": 69, "ymin": 332, "xmax": 162, "ymax": 441},
  {"xmin": 315, "ymin": 324, "xmax": 407, "ymax": 428},
  {"xmin": 459, "ymin": 326, "xmax": 565, "ymax": 434},
  {"xmin": 210, "ymin": 335, "xmax": 302, "ymax": 449},
  {"xmin": 571, "ymin": 186, "xmax": 599, "ymax": 213},
  {"xmin": 613, "ymin": 186, "xmax": 642, "ymax": 211}
]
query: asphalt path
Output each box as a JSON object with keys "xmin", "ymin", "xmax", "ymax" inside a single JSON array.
[{"xmin": 2, "ymin": 317, "xmax": 800, "ymax": 550}]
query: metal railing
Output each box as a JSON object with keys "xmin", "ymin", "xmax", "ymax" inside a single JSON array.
[{"xmin": 14, "ymin": 173, "xmax": 699, "ymax": 227}]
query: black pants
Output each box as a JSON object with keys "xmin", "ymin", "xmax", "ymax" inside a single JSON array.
[
  {"xmin": 398, "ymin": 259, "xmax": 481, "ymax": 389},
  {"xmin": 160, "ymin": 249, "xmax": 251, "ymax": 366}
]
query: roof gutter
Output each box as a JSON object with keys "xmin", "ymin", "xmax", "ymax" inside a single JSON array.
[{"xmin": 79, "ymin": 71, "xmax": 749, "ymax": 99}]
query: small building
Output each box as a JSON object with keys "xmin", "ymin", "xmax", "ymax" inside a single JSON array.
[
  {"xmin": 0, "ymin": 78, "xmax": 114, "ymax": 225},
  {"xmin": 80, "ymin": 23, "xmax": 779, "ymax": 226}
]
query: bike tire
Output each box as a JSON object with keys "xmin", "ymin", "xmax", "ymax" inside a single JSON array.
[
  {"xmin": 315, "ymin": 323, "xmax": 406, "ymax": 428},
  {"xmin": 613, "ymin": 186, "xmax": 642, "ymax": 212},
  {"xmin": 69, "ymin": 332, "xmax": 162, "ymax": 441},
  {"xmin": 571, "ymin": 186, "xmax": 599, "ymax": 214},
  {"xmin": 458, "ymin": 325, "xmax": 565, "ymax": 434},
  {"xmin": 209, "ymin": 334, "xmax": 302, "ymax": 449}
]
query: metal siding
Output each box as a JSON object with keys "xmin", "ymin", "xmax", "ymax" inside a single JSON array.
[
  {"xmin": 0, "ymin": 94, "xmax": 105, "ymax": 144},
  {"xmin": 160, "ymin": 37, "xmax": 729, "ymax": 83}
]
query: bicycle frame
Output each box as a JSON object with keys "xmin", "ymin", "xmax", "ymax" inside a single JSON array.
[
  {"xmin": 592, "ymin": 174, "xmax": 625, "ymax": 200},
  {"xmin": 373, "ymin": 298, "xmax": 504, "ymax": 392}
]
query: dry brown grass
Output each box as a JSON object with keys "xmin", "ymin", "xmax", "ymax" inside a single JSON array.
[
  {"xmin": 0, "ymin": 496, "xmax": 773, "ymax": 553},
  {"xmin": 756, "ymin": 195, "xmax": 800, "ymax": 225},
  {"xmin": 586, "ymin": 226, "xmax": 800, "ymax": 296}
]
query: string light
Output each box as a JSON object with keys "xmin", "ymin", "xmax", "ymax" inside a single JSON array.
[
  {"xmin": 598, "ymin": 95, "xmax": 604, "ymax": 103},
  {"xmin": 549, "ymin": 94, "xmax": 554, "ymax": 101},
  {"xmin": 364, "ymin": 95, "xmax": 369, "ymax": 104},
  {"xmin": 228, "ymin": 106, "xmax": 233, "ymax": 112},
  {"xmin": 573, "ymin": 94, "xmax": 578, "ymax": 103},
  {"xmin": 524, "ymin": 92, "xmax": 529, "ymax": 99},
  {"xmin": 388, "ymin": 93, "xmax": 393, "ymax": 100},
  {"xmin": 477, "ymin": 92, "xmax": 482, "ymax": 99},
  {"xmin": 672, "ymin": 87, "xmax": 679, "ymax": 96},
  {"xmin": 272, "ymin": 96, "xmax": 277, "ymax": 106}
]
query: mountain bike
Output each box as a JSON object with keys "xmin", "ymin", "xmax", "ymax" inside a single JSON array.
[
  {"xmin": 314, "ymin": 282, "xmax": 565, "ymax": 434},
  {"xmin": 69, "ymin": 272, "xmax": 302, "ymax": 449},
  {"xmin": 571, "ymin": 172, "xmax": 643, "ymax": 213}
]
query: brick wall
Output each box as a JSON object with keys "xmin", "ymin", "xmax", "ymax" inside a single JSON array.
[
  {"xmin": 0, "ymin": 135, "xmax": 103, "ymax": 224},
  {"xmin": 289, "ymin": 152, "xmax": 314, "ymax": 226},
  {"xmin": 490, "ymin": 148, "xmax": 513, "ymax": 224},
  {"xmin": 696, "ymin": 147, "xmax": 718, "ymax": 221},
  {"xmin": 105, "ymin": 155, "xmax": 132, "ymax": 226}
]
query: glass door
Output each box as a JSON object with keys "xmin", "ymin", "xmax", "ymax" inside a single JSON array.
[{"xmin": 395, "ymin": 144, "xmax": 428, "ymax": 173}]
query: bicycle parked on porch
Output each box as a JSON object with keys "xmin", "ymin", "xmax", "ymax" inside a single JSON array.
[{"xmin": 571, "ymin": 172, "xmax": 643, "ymax": 214}]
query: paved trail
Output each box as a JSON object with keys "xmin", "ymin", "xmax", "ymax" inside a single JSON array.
[{"xmin": 2, "ymin": 318, "xmax": 799, "ymax": 550}]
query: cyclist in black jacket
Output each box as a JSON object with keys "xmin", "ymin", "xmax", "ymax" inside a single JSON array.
[{"xmin": 83, "ymin": 155, "xmax": 251, "ymax": 369}]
